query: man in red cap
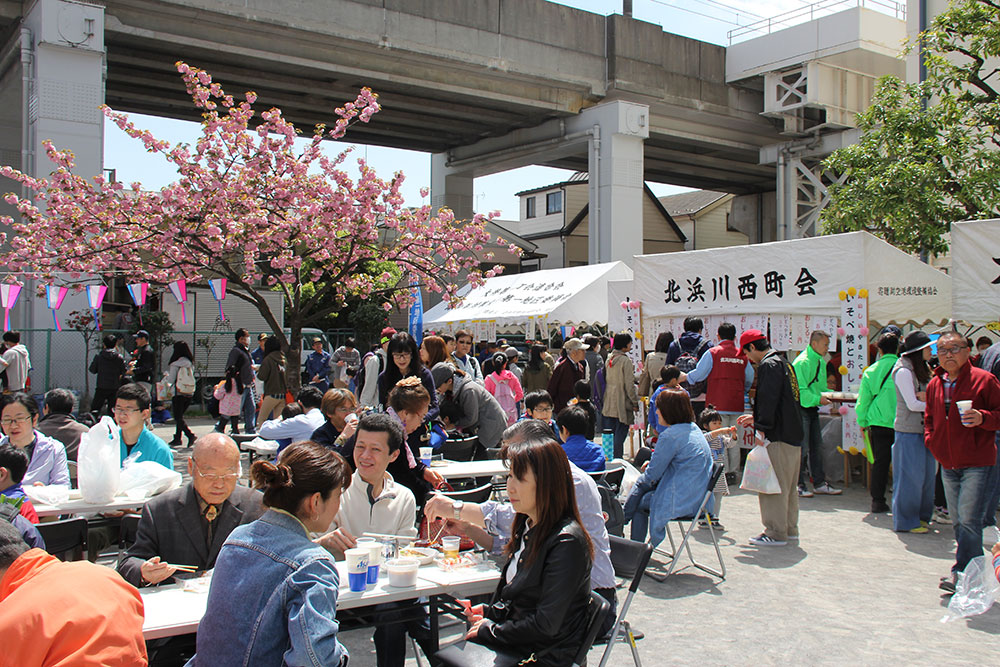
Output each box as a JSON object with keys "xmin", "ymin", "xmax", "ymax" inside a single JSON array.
[
  {"xmin": 358, "ymin": 327, "xmax": 396, "ymax": 408},
  {"xmin": 737, "ymin": 330, "xmax": 804, "ymax": 546}
]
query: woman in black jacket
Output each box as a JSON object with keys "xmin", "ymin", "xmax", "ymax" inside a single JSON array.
[
  {"xmin": 377, "ymin": 332, "xmax": 439, "ymax": 419},
  {"xmin": 459, "ymin": 438, "xmax": 594, "ymax": 665}
]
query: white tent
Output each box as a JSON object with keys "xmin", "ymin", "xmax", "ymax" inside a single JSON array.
[
  {"xmin": 951, "ymin": 219, "xmax": 1000, "ymax": 326},
  {"xmin": 633, "ymin": 231, "xmax": 950, "ymax": 326},
  {"xmin": 424, "ymin": 261, "xmax": 633, "ymax": 327}
]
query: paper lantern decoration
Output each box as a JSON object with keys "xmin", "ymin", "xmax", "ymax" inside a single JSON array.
[
  {"xmin": 86, "ymin": 285, "xmax": 108, "ymax": 331},
  {"xmin": 0, "ymin": 284, "xmax": 21, "ymax": 331},
  {"xmin": 45, "ymin": 285, "xmax": 68, "ymax": 331},
  {"xmin": 208, "ymin": 278, "xmax": 227, "ymax": 321},
  {"xmin": 127, "ymin": 283, "xmax": 148, "ymax": 325},
  {"xmin": 168, "ymin": 279, "xmax": 188, "ymax": 324}
]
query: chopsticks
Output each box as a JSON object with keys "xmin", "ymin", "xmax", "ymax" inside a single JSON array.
[
  {"xmin": 360, "ymin": 532, "xmax": 419, "ymax": 542},
  {"xmin": 430, "ymin": 522, "xmax": 447, "ymax": 545},
  {"xmin": 167, "ymin": 564, "xmax": 199, "ymax": 573}
]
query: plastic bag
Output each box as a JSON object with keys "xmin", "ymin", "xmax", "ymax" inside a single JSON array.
[
  {"xmin": 740, "ymin": 445, "xmax": 781, "ymax": 494},
  {"xmin": 22, "ymin": 484, "xmax": 70, "ymax": 506},
  {"xmin": 942, "ymin": 555, "xmax": 1000, "ymax": 622},
  {"xmin": 617, "ymin": 459, "xmax": 642, "ymax": 504},
  {"xmin": 77, "ymin": 416, "xmax": 122, "ymax": 503},
  {"xmin": 119, "ymin": 458, "xmax": 182, "ymax": 499}
]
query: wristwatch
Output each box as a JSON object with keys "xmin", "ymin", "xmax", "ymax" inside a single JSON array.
[{"xmin": 452, "ymin": 500, "xmax": 464, "ymax": 521}]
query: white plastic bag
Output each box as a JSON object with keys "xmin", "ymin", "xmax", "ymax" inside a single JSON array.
[
  {"xmin": 77, "ymin": 416, "xmax": 122, "ymax": 503},
  {"xmin": 942, "ymin": 555, "xmax": 1000, "ymax": 622},
  {"xmin": 119, "ymin": 457, "xmax": 182, "ymax": 499},
  {"xmin": 740, "ymin": 445, "xmax": 781, "ymax": 494},
  {"xmin": 22, "ymin": 484, "xmax": 70, "ymax": 506},
  {"xmin": 617, "ymin": 459, "xmax": 642, "ymax": 504}
]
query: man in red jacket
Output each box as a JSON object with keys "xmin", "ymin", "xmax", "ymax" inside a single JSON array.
[{"xmin": 924, "ymin": 331, "xmax": 1000, "ymax": 592}]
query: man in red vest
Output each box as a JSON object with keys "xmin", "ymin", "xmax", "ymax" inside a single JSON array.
[{"xmin": 684, "ymin": 322, "xmax": 754, "ymax": 479}]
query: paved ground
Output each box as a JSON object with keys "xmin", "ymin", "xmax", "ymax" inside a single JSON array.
[{"xmin": 170, "ymin": 418, "xmax": 999, "ymax": 666}]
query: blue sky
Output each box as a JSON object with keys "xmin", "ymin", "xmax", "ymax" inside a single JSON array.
[{"xmin": 103, "ymin": 1, "xmax": 809, "ymax": 220}]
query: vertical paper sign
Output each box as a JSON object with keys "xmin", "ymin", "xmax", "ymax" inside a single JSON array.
[
  {"xmin": 487, "ymin": 320, "xmax": 497, "ymax": 343},
  {"xmin": 770, "ymin": 314, "xmax": 793, "ymax": 351},
  {"xmin": 620, "ymin": 299, "xmax": 643, "ymax": 369},
  {"xmin": 86, "ymin": 284, "xmax": 108, "ymax": 331},
  {"xmin": 45, "ymin": 285, "xmax": 68, "ymax": 331},
  {"xmin": 840, "ymin": 288, "xmax": 869, "ymax": 455}
]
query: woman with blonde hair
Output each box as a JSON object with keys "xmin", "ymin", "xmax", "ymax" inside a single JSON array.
[{"xmin": 311, "ymin": 388, "xmax": 359, "ymax": 451}]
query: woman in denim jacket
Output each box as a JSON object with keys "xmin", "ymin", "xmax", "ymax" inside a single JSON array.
[{"xmin": 190, "ymin": 441, "xmax": 352, "ymax": 666}]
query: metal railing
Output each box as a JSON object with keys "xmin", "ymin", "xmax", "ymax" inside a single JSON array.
[{"xmin": 728, "ymin": 0, "xmax": 906, "ymax": 45}]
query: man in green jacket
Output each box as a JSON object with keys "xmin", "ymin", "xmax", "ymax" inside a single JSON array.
[
  {"xmin": 793, "ymin": 330, "xmax": 842, "ymax": 497},
  {"xmin": 855, "ymin": 333, "xmax": 901, "ymax": 513}
]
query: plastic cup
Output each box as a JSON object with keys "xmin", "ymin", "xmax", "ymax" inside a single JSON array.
[
  {"xmin": 386, "ymin": 558, "xmax": 419, "ymax": 587},
  {"xmin": 345, "ymin": 413, "xmax": 359, "ymax": 426},
  {"xmin": 441, "ymin": 536, "xmax": 461, "ymax": 559},
  {"xmin": 357, "ymin": 539, "xmax": 383, "ymax": 590},
  {"xmin": 344, "ymin": 548, "xmax": 370, "ymax": 592},
  {"xmin": 956, "ymin": 400, "xmax": 972, "ymax": 414},
  {"xmin": 420, "ymin": 447, "xmax": 433, "ymax": 466}
]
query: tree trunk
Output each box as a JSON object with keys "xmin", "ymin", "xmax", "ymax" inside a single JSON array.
[{"xmin": 285, "ymin": 324, "xmax": 303, "ymax": 394}]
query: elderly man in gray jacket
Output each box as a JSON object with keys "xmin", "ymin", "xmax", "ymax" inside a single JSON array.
[{"xmin": 432, "ymin": 363, "xmax": 507, "ymax": 451}]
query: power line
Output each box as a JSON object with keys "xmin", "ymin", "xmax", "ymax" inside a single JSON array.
[{"xmin": 647, "ymin": 0, "xmax": 742, "ymax": 26}]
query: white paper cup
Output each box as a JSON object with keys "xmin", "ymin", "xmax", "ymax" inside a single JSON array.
[
  {"xmin": 420, "ymin": 447, "xmax": 433, "ymax": 466},
  {"xmin": 345, "ymin": 547, "xmax": 370, "ymax": 592},
  {"xmin": 956, "ymin": 400, "xmax": 973, "ymax": 414}
]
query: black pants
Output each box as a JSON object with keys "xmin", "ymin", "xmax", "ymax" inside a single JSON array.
[
  {"xmin": 91, "ymin": 387, "xmax": 117, "ymax": 415},
  {"xmin": 215, "ymin": 416, "xmax": 240, "ymax": 434},
  {"xmin": 172, "ymin": 394, "xmax": 195, "ymax": 443},
  {"xmin": 868, "ymin": 425, "xmax": 895, "ymax": 503}
]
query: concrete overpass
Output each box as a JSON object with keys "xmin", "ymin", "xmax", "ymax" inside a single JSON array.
[{"xmin": 0, "ymin": 0, "xmax": 789, "ymax": 266}]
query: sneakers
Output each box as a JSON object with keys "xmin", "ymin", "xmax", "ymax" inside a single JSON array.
[
  {"xmin": 813, "ymin": 483, "xmax": 843, "ymax": 495},
  {"xmin": 798, "ymin": 485, "xmax": 814, "ymax": 498},
  {"xmin": 749, "ymin": 533, "xmax": 787, "ymax": 546},
  {"xmin": 939, "ymin": 576, "xmax": 956, "ymax": 594},
  {"xmin": 933, "ymin": 506, "xmax": 951, "ymax": 525},
  {"xmin": 909, "ymin": 525, "xmax": 929, "ymax": 534},
  {"xmin": 871, "ymin": 500, "xmax": 890, "ymax": 513},
  {"xmin": 698, "ymin": 518, "xmax": 725, "ymax": 531}
]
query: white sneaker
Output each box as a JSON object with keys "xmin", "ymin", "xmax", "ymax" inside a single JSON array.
[
  {"xmin": 813, "ymin": 483, "xmax": 842, "ymax": 495},
  {"xmin": 749, "ymin": 533, "xmax": 787, "ymax": 546}
]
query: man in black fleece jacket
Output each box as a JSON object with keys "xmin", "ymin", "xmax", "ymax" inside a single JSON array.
[{"xmin": 737, "ymin": 330, "xmax": 804, "ymax": 547}]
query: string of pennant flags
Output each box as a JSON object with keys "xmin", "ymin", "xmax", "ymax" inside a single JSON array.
[{"xmin": 0, "ymin": 278, "xmax": 230, "ymax": 331}]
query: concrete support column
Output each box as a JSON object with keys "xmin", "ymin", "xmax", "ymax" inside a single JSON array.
[
  {"xmin": 15, "ymin": 0, "xmax": 105, "ymax": 335},
  {"xmin": 430, "ymin": 152, "xmax": 475, "ymax": 221},
  {"xmin": 582, "ymin": 101, "xmax": 648, "ymax": 265}
]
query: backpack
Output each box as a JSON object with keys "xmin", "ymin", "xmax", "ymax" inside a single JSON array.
[
  {"xmin": 355, "ymin": 350, "xmax": 384, "ymax": 398},
  {"xmin": 492, "ymin": 374, "xmax": 519, "ymax": 425},
  {"xmin": 677, "ymin": 339, "xmax": 710, "ymax": 397},
  {"xmin": 176, "ymin": 364, "xmax": 197, "ymax": 395},
  {"xmin": 592, "ymin": 364, "xmax": 607, "ymax": 412}
]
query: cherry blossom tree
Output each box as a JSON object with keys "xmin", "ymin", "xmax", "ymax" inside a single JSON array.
[{"xmin": 1, "ymin": 62, "xmax": 513, "ymax": 390}]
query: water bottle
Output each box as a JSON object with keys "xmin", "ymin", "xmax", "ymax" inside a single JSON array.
[{"xmin": 601, "ymin": 427, "xmax": 614, "ymax": 461}]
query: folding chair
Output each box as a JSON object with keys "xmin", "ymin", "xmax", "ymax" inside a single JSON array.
[
  {"xmin": 66, "ymin": 460, "xmax": 78, "ymax": 487},
  {"xmin": 442, "ymin": 482, "xmax": 493, "ymax": 504},
  {"xmin": 117, "ymin": 513, "xmax": 142, "ymax": 566},
  {"xmin": 599, "ymin": 536, "xmax": 653, "ymax": 667},
  {"xmin": 647, "ymin": 462, "xmax": 726, "ymax": 582},
  {"xmin": 588, "ymin": 461, "xmax": 627, "ymax": 494},
  {"xmin": 439, "ymin": 436, "xmax": 478, "ymax": 462},
  {"xmin": 36, "ymin": 517, "xmax": 88, "ymax": 562},
  {"xmin": 434, "ymin": 590, "xmax": 609, "ymax": 667}
]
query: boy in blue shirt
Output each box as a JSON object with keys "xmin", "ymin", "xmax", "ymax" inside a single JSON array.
[
  {"xmin": 556, "ymin": 405, "xmax": 606, "ymax": 472},
  {"xmin": 114, "ymin": 383, "xmax": 173, "ymax": 470},
  {"xmin": 519, "ymin": 390, "xmax": 561, "ymax": 443}
]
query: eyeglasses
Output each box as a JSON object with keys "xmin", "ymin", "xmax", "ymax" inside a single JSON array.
[
  {"xmin": 938, "ymin": 345, "xmax": 968, "ymax": 356},
  {"xmin": 0, "ymin": 415, "xmax": 32, "ymax": 428},
  {"xmin": 392, "ymin": 352, "xmax": 411, "ymax": 359},
  {"xmin": 113, "ymin": 406, "xmax": 142, "ymax": 415},
  {"xmin": 192, "ymin": 459, "xmax": 240, "ymax": 483}
]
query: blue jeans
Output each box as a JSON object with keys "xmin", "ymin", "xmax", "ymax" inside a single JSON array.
[
  {"xmin": 241, "ymin": 387, "xmax": 257, "ymax": 433},
  {"xmin": 606, "ymin": 416, "xmax": 630, "ymax": 459},
  {"xmin": 981, "ymin": 433, "xmax": 1000, "ymax": 528},
  {"xmin": 628, "ymin": 491, "xmax": 653, "ymax": 542},
  {"xmin": 891, "ymin": 431, "xmax": 936, "ymax": 531},
  {"xmin": 798, "ymin": 407, "xmax": 825, "ymax": 487},
  {"xmin": 941, "ymin": 466, "xmax": 990, "ymax": 573}
]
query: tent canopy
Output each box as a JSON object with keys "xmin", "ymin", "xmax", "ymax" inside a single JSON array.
[
  {"xmin": 951, "ymin": 219, "xmax": 1000, "ymax": 326},
  {"xmin": 633, "ymin": 231, "xmax": 950, "ymax": 326},
  {"xmin": 424, "ymin": 261, "xmax": 633, "ymax": 327}
]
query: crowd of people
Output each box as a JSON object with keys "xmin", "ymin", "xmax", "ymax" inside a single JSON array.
[{"xmin": 2, "ymin": 316, "xmax": 1000, "ymax": 665}]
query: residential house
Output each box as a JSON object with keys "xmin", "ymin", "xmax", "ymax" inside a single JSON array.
[
  {"xmin": 511, "ymin": 172, "xmax": 686, "ymax": 268},
  {"xmin": 658, "ymin": 190, "xmax": 745, "ymax": 251}
]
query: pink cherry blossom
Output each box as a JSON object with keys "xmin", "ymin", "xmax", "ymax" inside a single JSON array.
[{"xmin": 0, "ymin": 62, "xmax": 515, "ymax": 390}]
